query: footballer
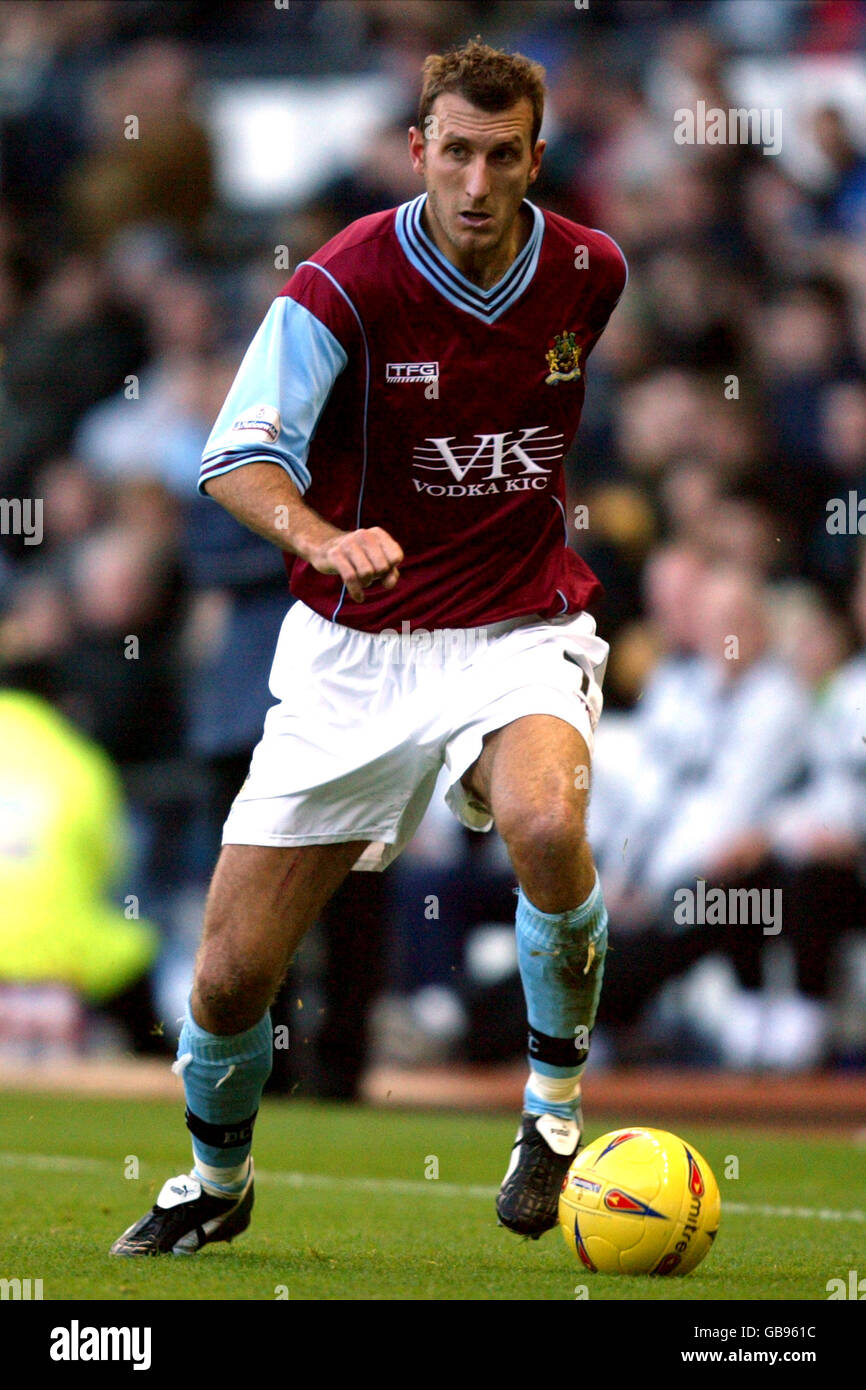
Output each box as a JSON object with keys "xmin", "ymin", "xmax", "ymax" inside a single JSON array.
[{"xmin": 111, "ymin": 38, "xmax": 627, "ymax": 1256}]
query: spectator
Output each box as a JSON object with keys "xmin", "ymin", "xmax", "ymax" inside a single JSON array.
[{"xmin": 0, "ymin": 682, "xmax": 160, "ymax": 1053}]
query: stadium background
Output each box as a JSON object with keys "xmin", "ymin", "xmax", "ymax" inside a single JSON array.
[{"xmin": 1, "ymin": 0, "xmax": 866, "ymax": 1117}]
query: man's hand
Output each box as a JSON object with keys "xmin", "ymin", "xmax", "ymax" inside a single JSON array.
[{"xmin": 308, "ymin": 526, "xmax": 403, "ymax": 604}]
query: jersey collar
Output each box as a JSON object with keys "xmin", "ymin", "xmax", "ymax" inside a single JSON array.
[{"xmin": 395, "ymin": 193, "xmax": 544, "ymax": 324}]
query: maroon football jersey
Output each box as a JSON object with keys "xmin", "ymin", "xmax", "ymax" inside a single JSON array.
[{"xmin": 200, "ymin": 194, "xmax": 626, "ymax": 631}]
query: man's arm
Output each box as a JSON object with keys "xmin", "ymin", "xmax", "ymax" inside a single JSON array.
[{"xmin": 204, "ymin": 463, "xmax": 403, "ymax": 605}]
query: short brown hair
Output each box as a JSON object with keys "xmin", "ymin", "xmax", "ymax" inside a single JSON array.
[{"xmin": 418, "ymin": 37, "xmax": 546, "ymax": 149}]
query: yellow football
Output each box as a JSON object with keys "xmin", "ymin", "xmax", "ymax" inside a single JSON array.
[{"xmin": 558, "ymin": 1127, "xmax": 721, "ymax": 1275}]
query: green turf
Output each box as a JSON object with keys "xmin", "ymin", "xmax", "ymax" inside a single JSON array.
[{"xmin": 0, "ymin": 1091, "xmax": 860, "ymax": 1300}]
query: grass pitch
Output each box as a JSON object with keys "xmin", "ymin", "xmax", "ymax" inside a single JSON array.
[{"xmin": 0, "ymin": 1090, "xmax": 860, "ymax": 1301}]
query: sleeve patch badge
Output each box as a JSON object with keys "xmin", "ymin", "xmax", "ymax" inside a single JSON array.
[{"xmin": 227, "ymin": 404, "xmax": 281, "ymax": 444}]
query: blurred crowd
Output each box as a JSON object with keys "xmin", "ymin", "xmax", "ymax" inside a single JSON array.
[{"xmin": 1, "ymin": 0, "xmax": 865, "ymax": 1081}]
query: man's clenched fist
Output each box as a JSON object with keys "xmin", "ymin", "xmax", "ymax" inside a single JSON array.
[{"xmin": 310, "ymin": 526, "xmax": 404, "ymax": 603}]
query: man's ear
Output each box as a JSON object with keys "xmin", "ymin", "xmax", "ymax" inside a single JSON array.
[
  {"xmin": 528, "ymin": 139, "xmax": 546, "ymax": 184},
  {"xmin": 408, "ymin": 126, "xmax": 426, "ymax": 175}
]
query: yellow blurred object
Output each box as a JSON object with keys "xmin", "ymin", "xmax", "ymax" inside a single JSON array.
[
  {"xmin": 0, "ymin": 691, "xmax": 157, "ymax": 1001},
  {"xmin": 589, "ymin": 484, "xmax": 656, "ymax": 551},
  {"xmin": 606, "ymin": 620, "xmax": 661, "ymax": 705}
]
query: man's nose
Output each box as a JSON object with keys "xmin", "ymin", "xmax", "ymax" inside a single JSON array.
[{"xmin": 465, "ymin": 156, "xmax": 491, "ymax": 202}]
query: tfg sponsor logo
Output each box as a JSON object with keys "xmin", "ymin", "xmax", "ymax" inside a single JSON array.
[
  {"xmin": 386, "ymin": 361, "xmax": 439, "ymax": 384},
  {"xmin": 49, "ymin": 1321, "xmax": 152, "ymax": 1371}
]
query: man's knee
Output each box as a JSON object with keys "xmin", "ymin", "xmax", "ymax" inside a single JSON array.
[
  {"xmin": 498, "ymin": 792, "xmax": 588, "ymax": 870},
  {"xmin": 192, "ymin": 958, "xmax": 276, "ymax": 1035}
]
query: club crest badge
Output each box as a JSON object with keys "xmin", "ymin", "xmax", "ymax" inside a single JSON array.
[{"xmin": 545, "ymin": 331, "xmax": 582, "ymax": 384}]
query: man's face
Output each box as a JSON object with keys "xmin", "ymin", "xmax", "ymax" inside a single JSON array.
[{"xmin": 408, "ymin": 94, "xmax": 544, "ymax": 263}]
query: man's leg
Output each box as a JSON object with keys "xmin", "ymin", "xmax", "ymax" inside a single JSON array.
[
  {"xmin": 191, "ymin": 840, "xmax": 370, "ymax": 1033},
  {"xmin": 111, "ymin": 838, "xmax": 368, "ymax": 1255},
  {"xmin": 462, "ymin": 714, "xmax": 607, "ymax": 1237}
]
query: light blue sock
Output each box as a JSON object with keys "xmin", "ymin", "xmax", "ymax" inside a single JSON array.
[
  {"xmin": 515, "ymin": 875, "xmax": 608, "ymax": 1122},
  {"xmin": 175, "ymin": 1003, "xmax": 273, "ymax": 1192}
]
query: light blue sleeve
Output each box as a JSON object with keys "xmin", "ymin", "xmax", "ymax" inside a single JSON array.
[{"xmin": 198, "ymin": 295, "xmax": 348, "ymax": 497}]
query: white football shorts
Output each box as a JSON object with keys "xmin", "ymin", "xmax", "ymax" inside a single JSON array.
[{"xmin": 222, "ymin": 600, "xmax": 609, "ymax": 871}]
